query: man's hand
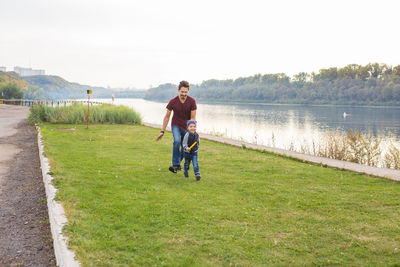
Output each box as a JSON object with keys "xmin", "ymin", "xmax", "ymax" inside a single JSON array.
[
  {"xmin": 156, "ymin": 132, "xmax": 164, "ymax": 141},
  {"xmin": 186, "ymin": 147, "xmax": 190, "ymax": 151}
]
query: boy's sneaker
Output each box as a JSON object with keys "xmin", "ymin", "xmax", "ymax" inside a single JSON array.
[
  {"xmin": 169, "ymin": 166, "xmax": 177, "ymax": 173},
  {"xmin": 195, "ymin": 174, "xmax": 201, "ymax": 181},
  {"xmin": 176, "ymin": 166, "xmax": 182, "ymax": 171},
  {"xmin": 184, "ymin": 170, "xmax": 189, "ymax": 178}
]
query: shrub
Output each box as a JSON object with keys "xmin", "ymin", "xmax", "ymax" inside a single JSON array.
[{"xmin": 0, "ymin": 82, "xmax": 24, "ymax": 99}]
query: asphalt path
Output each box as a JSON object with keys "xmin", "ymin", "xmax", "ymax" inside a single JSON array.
[{"xmin": 0, "ymin": 104, "xmax": 55, "ymax": 266}]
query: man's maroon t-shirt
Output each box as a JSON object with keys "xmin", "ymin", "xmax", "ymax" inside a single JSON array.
[{"xmin": 166, "ymin": 96, "xmax": 197, "ymax": 130}]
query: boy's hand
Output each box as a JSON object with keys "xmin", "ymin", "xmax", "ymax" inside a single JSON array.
[{"xmin": 186, "ymin": 147, "xmax": 191, "ymax": 152}]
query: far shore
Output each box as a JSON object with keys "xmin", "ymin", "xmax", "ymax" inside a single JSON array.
[{"xmin": 87, "ymin": 97, "xmax": 400, "ymax": 109}]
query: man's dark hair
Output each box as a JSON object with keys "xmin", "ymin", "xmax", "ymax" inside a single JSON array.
[{"xmin": 178, "ymin": 80, "xmax": 190, "ymax": 90}]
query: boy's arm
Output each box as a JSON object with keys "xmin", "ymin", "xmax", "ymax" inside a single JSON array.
[{"xmin": 182, "ymin": 132, "xmax": 189, "ymax": 150}]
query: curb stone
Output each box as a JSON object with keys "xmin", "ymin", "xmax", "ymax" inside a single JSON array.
[{"xmin": 36, "ymin": 126, "xmax": 80, "ymax": 267}]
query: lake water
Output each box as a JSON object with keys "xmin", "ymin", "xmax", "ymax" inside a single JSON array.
[{"xmin": 96, "ymin": 98, "xmax": 400, "ymax": 150}]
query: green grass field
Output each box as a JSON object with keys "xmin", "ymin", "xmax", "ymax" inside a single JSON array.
[{"xmin": 40, "ymin": 124, "xmax": 400, "ymax": 266}]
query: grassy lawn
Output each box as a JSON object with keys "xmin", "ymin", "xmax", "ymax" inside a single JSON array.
[{"xmin": 40, "ymin": 123, "xmax": 400, "ymax": 266}]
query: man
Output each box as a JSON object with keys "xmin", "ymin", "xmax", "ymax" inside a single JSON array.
[{"xmin": 156, "ymin": 81, "xmax": 197, "ymax": 173}]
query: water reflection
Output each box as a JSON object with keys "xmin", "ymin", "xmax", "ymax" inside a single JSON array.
[{"xmin": 97, "ymin": 98, "xmax": 400, "ymax": 150}]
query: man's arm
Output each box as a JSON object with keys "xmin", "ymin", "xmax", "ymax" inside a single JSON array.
[
  {"xmin": 190, "ymin": 109, "xmax": 196, "ymax": 120},
  {"xmin": 162, "ymin": 109, "xmax": 172, "ymax": 132},
  {"xmin": 156, "ymin": 109, "xmax": 172, "ymax": 141}
]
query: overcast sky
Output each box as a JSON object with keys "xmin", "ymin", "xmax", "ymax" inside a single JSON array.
[{"xmin": 1, "ymin": 0, "xmax": 399, "ymax": 89}]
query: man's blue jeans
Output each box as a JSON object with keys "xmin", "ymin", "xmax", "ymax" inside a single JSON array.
[
  {"xmin": 172, "ymin": 126, "xmax": 187, "ymax": 166},
  {"xmin": 184, "ymin": 152, "xmax": 200, "ymax": 175}
]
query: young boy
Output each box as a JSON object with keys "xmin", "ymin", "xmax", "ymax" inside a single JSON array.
[{"xmin": 182, "ymin": 120, "xmax": 201, "ymax": 181}]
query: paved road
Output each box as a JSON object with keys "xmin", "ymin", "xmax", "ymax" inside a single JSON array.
[
  {"xmin": 0, "ymin": 105, "xmax": 28, "ymax": 180},
  {"xmin": 0, "ymin": 104, "xmax": 55, "ymax": 266}
]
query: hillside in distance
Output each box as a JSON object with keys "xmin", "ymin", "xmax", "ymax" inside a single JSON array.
[
  {"xmin": 23, "ymin": 75, "xmax": 145, "ymax": 99},
  {"xmin": 24, "ymin": 75, "xmax": 111, "ymax": 99},
  {"xmin": 1, "ymin": 71, "xmax": 146, "ymax": 100},
  {"xmin": 145, "ymin": 63, "xmax": 400, "ymax": 105}
]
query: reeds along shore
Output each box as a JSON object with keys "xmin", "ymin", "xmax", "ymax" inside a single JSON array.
[
  {"xmin": 28, "ymin": 103, "xmax": 141, "ymax": 125},
  {"xmin": 299, "ymin": 129, "xmax": 400, "ymax": 170},
  {"xmin": 210, "ymin": 128, "xmax": 400, "ymax": 170}
]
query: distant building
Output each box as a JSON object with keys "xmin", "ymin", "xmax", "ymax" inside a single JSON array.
[
  {"xmin": 0, "ymin": 66, "xmax": 6, "ymax": 72},
  {"xmin": 14, "ymin": 66, "xmax": 45, "ymax": 76}
]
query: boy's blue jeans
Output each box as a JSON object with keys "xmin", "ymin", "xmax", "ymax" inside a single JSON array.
[
  {"xmin": 172, "ymin": 126, "xmax": 187, "ymax": 166},
  {"xmin": 184, "ymin": 152, "xmax": 200, "ymax": 175}
]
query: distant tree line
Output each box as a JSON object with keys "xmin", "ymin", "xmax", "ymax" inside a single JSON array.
[{"xmin": 145, "ymin": 63, "xmax": 400, "ymax": 105}]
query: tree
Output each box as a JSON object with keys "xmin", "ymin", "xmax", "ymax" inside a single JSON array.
[
  {"xmin": 292, "ymin": 72, "xmax": 310, "ymax": 87},
  {"xmin": 24, "ymin": 85, "xmax": 48, "ymax": 99},
  {"xmin": 0, "ymin": 82, "xmax": 24, "ymax": 99},
  {"xmin": 338, "ymin": 64, "xmax": 360, "ymax": 79},
  {"xmin": 319, "ymin": 67, "xmax": 338, "ymax": 81},
  {"xmin": 393, "ymin": 65, "xmax": 400, "ymax": 77}
]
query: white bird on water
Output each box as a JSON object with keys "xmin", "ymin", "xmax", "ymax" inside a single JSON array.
[{"xmin": 343, "ymin": 112, "xmax": 350, "ymax": 118}]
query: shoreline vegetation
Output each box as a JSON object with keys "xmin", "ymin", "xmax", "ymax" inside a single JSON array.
[
  {"xmin": 304, "ymin": 130, "xmax": 400, "ymax": 170},
  {"xmin": 145, "ymin": 63, "xmax": 400, "ymax": 106},
  {"xmin": 209, "ymin": 128, "xmax": 400, "ymax": 170},
  {"xmin": 39, "ymin": 123, "xmax": 400, "ymax": 266},
  {"xmin": 28, "ymin": 103, "xmax": 141, "ymax": 125}
]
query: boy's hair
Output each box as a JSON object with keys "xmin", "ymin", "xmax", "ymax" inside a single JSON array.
[
  {"xmin": 187, "ymin": 120, "xmax": 196, "ymax": 127},
  {"xmin": 179, "ymin": 80, "xmax": 190, "ymax": 90}
]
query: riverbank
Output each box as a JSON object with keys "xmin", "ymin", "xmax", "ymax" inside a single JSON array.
[
  {"xmin": 144, "ymin": 123, "xmax": 400, "ymax": 181},
  {"xmin": 40, "ymin": 123, "xmax": 400, "ymax": 266},
  {"xmin": 138, "ymin": 97, "xmax": 400, "ymax": 108},
  {"xmin": 89, "ymin": 96, "xmax": 400, "ymax": 108}
]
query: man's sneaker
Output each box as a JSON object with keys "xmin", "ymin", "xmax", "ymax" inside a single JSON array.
[
  {"xmin": 195, "ymin": 174, "xmax": 201, "ymax": 181},
  {"xmin": 169, "ymin": 166, "xmax": 177, "ymax": 173},
  {"xmin": 176, "ymin": 166, "xmax": 182, "ymax": 171},
  {"xmin": 184, "ymin": 170, "xmax": 189, "ymax": 178}
]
